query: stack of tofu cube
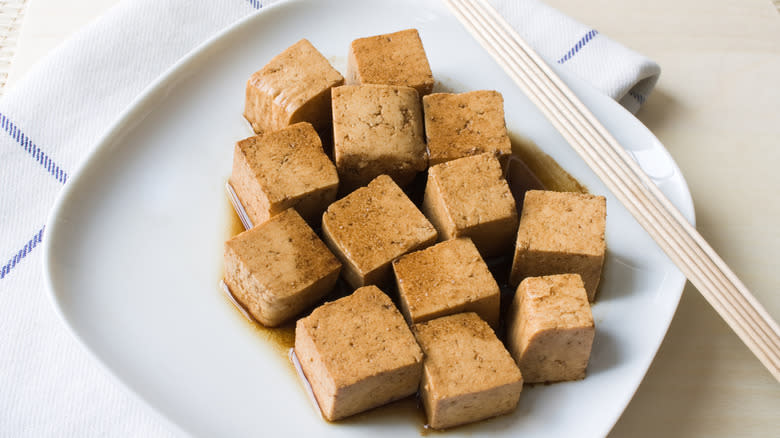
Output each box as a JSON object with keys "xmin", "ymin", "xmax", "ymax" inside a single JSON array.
[{"xmin": 223, "ymin": 29, "xmax": 607, "ymax": 430}]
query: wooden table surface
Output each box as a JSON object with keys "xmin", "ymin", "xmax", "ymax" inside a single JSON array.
[{"xmin": 5, "ymin": 0, "xmax": 779, "ymax": 436}]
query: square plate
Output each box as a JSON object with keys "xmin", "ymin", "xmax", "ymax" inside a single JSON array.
[{"xmin": 43, "ymin": 0, "xmax": 694, "ymax": 436}]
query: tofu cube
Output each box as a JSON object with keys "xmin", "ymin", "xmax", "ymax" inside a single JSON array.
[
  {"xmin": 423, "ymin": 91, "xmax": 512, "ymax": 166},
  {"xmin": 509, "ymin": 190, "xmax": 606, "ymax": 301},
  {"xmin": 422, "ymin": 153, "xmax": 518, "ymax": 257},
  {"xmin": 244, "ymin": 39, "xmax": 344, "ymax": 137},
  {"xmin": 392, "ymin": 238, "xmax": 500, "ymax": 327},
  {"xmin": 506, "ymin": 274, "xmax": 595, "ymax": 383},
  {"xmin": 347, "ymin": 29, "xmax": 434, "ymax": 97},
  {"xmin": 295, "ymin": 285, "xmax": 423, "ymax": 421},
  {"xmin": 223, "ymin": 209, "xmax": 341, "ymax": 327},
  {"xmin": 332, "ymin": 84, "xmax": 427, "ymax": 190},
  {"xmin": 322, "ymin": 175, "xmax": 437, "ymax": 288},
  {"xmin": 229, "ymin": 122, "xmax": 339, "ymax": 226},
  {"xmin": 413, "ymin": 313, "xmax": 523, "ymax": 430}
]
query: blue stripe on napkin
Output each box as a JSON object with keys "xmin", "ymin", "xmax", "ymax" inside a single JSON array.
[
  {"xmin": 629, "ymin": 90, "xmax": 646, "ymax": 104},
  {"xmin": 557, "ymin": 29, "xmax": 598, "ymax": 64},
  {"xmin": 0, "ymin": 113, "xmax": 68, "ymax": 184},
  {"xmin": 0, "ymin": 112, "xmax": 69, "ymax": 280},
  {"xmin": 1, "ymin": 226, "xmax": 45, "ymax": 280}
]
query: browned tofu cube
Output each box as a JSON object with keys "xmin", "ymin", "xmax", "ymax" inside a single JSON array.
[
  {"xmin": 322, "ymin": 175, "xmax": 437, "ymax": 288},
  {"xmin": 346, "ymin": 29, "xmax": 434, "ymax": 97},
  {"xmin": 229, "ymin": 122, "xmax": 339, "ymax": 226},
  {"xmin": 332, "ymin": 84, "xmax": 427, "ymax": 190},
  {"xmin": 422, "ymin": 153, "xmax": 518, "ymax": 257},
  {"xmin": 423, "ymin": 91, "xmax": 512, "ymax": 166},
  {"xmin": 392, "ymin": 238, "xmax": 500, "ymax": 327},
  {"xmin": 506, "ymin": 274, "xmax": 595, "ymax": 383},
  {"xmin": 295, "ymin": 285, "xmax": 423, "ymax": 421},
  {"xmin": 223, "ymin": 209, "xmax": 341, "ymax": 327},
  {"xmin": 244, "ymin": 39, "xmax": 344, "ymax": 137},
  {"xmin": 509, "ymin": 190, "xmax": 606, "ymax": 301},
  {"xmin": 413, "ymin": 313, "xmax": 523, "ymax": 430}
]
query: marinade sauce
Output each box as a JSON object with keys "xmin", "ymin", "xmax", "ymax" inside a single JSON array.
[{"xmin": 220, "ymin": 132, "xmax": 586, "ymax": 432}]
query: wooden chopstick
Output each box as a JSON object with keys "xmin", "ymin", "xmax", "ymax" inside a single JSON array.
[
  {"xmin": 453, "ymin": 0, "xmax": 780, "ymax": 360},
  {"xmin": 443, "ymin": 0, "xmax": 780, "ymax": 381},
  {"xmin": 449, "ymin": 2, "xmax": 780, "ymax": 366},
  {"xmin": 451, "ymin": 0, "xmax": 780, "ymax": 376}
]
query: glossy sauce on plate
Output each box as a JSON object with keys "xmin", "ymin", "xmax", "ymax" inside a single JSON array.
[{"xmin": 220, "ymin": 133, "xmax": 586, "ymax": 430}]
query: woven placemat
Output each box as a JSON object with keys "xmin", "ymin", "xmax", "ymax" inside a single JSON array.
[{"xmin": 0, "ymin": 0, "xmax": 28, "ymax": 96}]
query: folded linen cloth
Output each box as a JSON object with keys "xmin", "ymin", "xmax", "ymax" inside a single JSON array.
[{"xmin": 0, "ymin": 0, "xmax": 660, "ymax": 435}]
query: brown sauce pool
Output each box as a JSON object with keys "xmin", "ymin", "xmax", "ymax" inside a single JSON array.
[
  {"xmin": 223, "ymin": 199, "xmax": 296, "ymax": 356},
  {"xmin": 220, "ymin": 133, "xmax": 587, "ymax": 433},
  {"xmin": 508, "ymin": 131, "xmax": 587, "ymax": 194}
]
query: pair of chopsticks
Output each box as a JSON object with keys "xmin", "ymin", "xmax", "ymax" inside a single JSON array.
[{"xmin": 443, "ymin": 0, "xmax": 780, "ymax": 381}]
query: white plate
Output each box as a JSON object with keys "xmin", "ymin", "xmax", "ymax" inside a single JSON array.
[{"xmin": 43, "ymin": 0, "xmax": 694, "ymax": 436}]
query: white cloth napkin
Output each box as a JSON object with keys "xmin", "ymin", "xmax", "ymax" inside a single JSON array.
[{"xmin": 0, "ymin": 0, "xmax": 660, "ymax": 435}]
